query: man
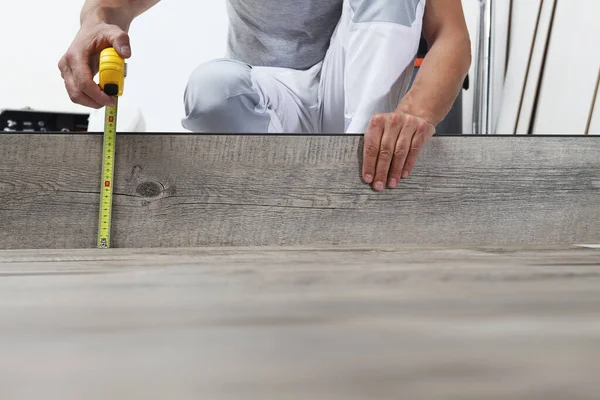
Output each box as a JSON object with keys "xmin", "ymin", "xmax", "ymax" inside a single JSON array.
[{"xmin": 59, "ymin": 0, "xmax": 471, "ymax": 191}]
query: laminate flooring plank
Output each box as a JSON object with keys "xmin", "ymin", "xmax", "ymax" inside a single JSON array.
[
  {"xmin": 0, "ymin": 245, "xmax": 599, "ymax": 399},
  {"xmin": 1, "ymin": 135, "xmax": 599, "ymax": 248}
]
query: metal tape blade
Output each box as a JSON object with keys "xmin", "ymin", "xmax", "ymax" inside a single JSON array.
[{"xmin": 97, "ymin": 97, "xmax": 118, "ymax": 248}]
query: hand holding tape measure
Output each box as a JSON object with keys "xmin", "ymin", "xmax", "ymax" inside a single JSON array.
[{"xmin": 97, "ymin": 47, "xmax": 126, "ymax": 248}]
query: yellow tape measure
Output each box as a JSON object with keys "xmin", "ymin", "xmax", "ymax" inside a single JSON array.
[
  {"xmin": 97, "ymin": 47, "xmax": 126, "ymax": 248},
  {"xmin": 97, "ymin": 99, "xmax": 118, "ymax": 248}
]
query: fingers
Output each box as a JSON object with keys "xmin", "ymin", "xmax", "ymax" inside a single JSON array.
[
  {"xmin": 70, "ymin": 50, "xmax": 116, "ymax": 107},
  {"xmin": 63, "ymin": 71, "xmax": 104, "ymax": 109},
  {"xmin": 58, "ymin": 23, "xmax": 131, "ymax": 108},
  {"xmin": 362, "ymin": 115, "xmax": 384, "ymax": 185},
  {"xmin": 388, "ymin": 121, "xmax": 416, "ymax": 187},
  {"xmin": 59, "ymin": 56, "xmax": 98, "ymax": 108},
  {"xmin": 403, "ymin": 121, "xmax": 435, "ymax": 177},
  {"xmin": 106, "ymin": 25, "xmax": 132, "ymax": 58},
  {"xmin": 361, "ymin": 112, "xmax": 435, "ymax": 191},
  {"xmin": 60, "ymin": 51, "xmax": 113, "ymax": 108},
  {"xmin": 89, "ymin": 52, "xmax": 101, "ymax": 77},
  {"xmin": 372, "ymin": 113, "xmax": 402, "ymax": 191}
]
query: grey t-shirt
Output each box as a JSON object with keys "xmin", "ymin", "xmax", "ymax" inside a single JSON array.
[{"xmin": 225, "ymin": 0, "xmax": 343, "ymax": 70}]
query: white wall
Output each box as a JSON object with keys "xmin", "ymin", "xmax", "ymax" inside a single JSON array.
[
  {"xmin": 589, "ymin": 80, "xmax": 600, "ymax": 134},
  {"xmin": 497, "ymin": 0, "xmax": 600, "ymax": 135},
  {"xmin": 0, "ymin": 0, "xmax": 479, "ymax": 133},
  {"xmin": 459, "ymin": 0, "xmax": 481, "ymax": 134},
  {"xmin": 0, "ymin": 1, "xmax": 228, "ymax": 132},
  {"xmin": 496, "ymin": 0, "xmax": 542, "ymax": 134},
  {"xmin": 532, "ymin": 0, "xmax": 600, "ymax": 134}
]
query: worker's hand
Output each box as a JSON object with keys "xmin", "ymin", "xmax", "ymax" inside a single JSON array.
[
  {"xmin": 58, "ymin": 23, "xmax": 131, "ymax": 109},
  {"xmin": 362, "ymin": 111, "xmax": 435, "ymax": 191}
]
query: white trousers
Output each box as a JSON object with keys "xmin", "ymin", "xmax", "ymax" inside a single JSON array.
[{"xmin": 182, "ymin": 0, "xmax": 426, "ymax": 133}]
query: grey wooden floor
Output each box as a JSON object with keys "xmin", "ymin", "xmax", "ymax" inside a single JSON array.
[{"xmin": 1, "ymin": 245, "xmax": 599, "ymax": 399}]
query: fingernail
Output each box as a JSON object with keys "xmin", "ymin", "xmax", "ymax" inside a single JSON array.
[
  {"xmin": 402, "ymin": 171, "xmax": 409, "ymax": 178},
  {"xmin": 388, "ymin": 179, "xmax": 397, "ymax": 188},
  {"xmin": 120, "ymin": 45, "xmax": 131, "ymax": 57},
  {"xmin": 374, "ymin": 182, "xmax": 384, "ymax": 191},
  {"xmin": 364, "ymin": 174, "xmax": 373, "ymax": 183}
]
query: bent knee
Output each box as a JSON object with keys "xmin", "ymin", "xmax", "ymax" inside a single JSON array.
[{"xmin": 184, "ymin": 59, "xmax": 255, "ymax": 118}]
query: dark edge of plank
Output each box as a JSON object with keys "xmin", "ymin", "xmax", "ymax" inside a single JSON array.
[{"xmin": 2, "ymin": 132, "xmax": 599, "ymax": 137}]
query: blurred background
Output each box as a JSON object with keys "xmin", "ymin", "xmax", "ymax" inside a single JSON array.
[{"xmin": 0, "ymin": 0, "xmax": 598, "ymax": 134}]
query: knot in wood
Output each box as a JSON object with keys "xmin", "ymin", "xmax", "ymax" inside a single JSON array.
[{"xmin": 136, "ymin": 181, "xmax": 163, "ymax": 198}]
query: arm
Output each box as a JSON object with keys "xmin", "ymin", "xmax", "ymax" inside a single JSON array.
[
  {"xmin": 396, "ymin": 0, "xmax": 472, "ymax": 126},
  {"xmin": 58, "ymin": 0, "xmax": 161, "ymax": 108},
  {"xmin": 362, "ymin": 0, "xmax": 471, "ymax": 190},
  {"xmin": 80, "ymin": 0, "xmax": 161, "ymax": 32}
]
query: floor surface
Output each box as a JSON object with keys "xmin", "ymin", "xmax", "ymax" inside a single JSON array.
[{"xmin": 1, "ymin": 245, "xmax": 599, "ymax": 399}]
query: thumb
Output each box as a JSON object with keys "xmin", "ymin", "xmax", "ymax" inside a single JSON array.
[{"xmin": 105, "ymin": 26, "xmax": 132, "ymax": 59}]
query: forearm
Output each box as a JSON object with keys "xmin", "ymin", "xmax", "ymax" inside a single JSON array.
[
  {"xmin": 80, "ymin": 0, "xmax": 160, "ymax": 31},
  {"xmin": 397, "ymin": 34, "xmax": 471, "ymax": 127}
]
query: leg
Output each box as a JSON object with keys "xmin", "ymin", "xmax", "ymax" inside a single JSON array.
[
  {"xmin": 181, "ymin": 59, "xmax": 271, "ymax": 133},
  {"xmin": 319, "ymin": 0, "xmax": 426, "ymax": 133},
  {"xmin": 181, "ymin": 58, "xmax": 321, "ymax": 133}
]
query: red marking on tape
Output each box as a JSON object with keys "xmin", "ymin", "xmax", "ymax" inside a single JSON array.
[
  {"xmin": 105, "ymin": 181, "xmax": 110, "ymax": 187},
  {"xmin": 109, "ymin": 116, "xmax": 114, "ymax": 123}
]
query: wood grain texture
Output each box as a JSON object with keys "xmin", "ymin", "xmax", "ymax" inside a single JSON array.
[
  {"xmin": 1, "ymin": 134, "xmax": 599, "ymax": 249},
  {"xmin": 0, "ymin": 245, "xmax": 599, "ymax": 399}
]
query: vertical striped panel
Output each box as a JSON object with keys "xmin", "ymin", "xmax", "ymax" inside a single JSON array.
[{"xmin": 532, "ymin": 0, "xmax": 600, "ymax": 134}]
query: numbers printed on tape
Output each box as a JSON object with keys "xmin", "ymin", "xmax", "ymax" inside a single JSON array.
[{"xmin": 97, "ymin": 97, "xmax": 118, "ymax": 248}]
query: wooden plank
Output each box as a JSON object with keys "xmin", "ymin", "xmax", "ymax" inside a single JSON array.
[
  {"xmin": 1, "ymin": 134, "xmax": 599, "ymax": 249},
  {"xmin": 496, "ymin": 0, "xmax": 542, "ymax": 134},
  {"xmin": 515, "ymin": 0, "xmax": 556, "ymax": 134},
  {"xmin": 532, "ymin": 0, "xmax": 600, "ymax": 134},
  {"xmin": 0, "ymin": 245, "xmax": 599, "ymax": 399}
]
